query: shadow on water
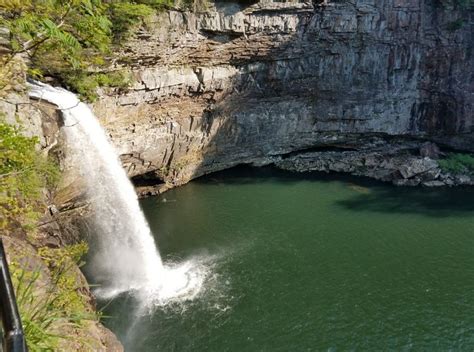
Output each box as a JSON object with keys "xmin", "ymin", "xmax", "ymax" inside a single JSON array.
[
  {"xmin": 195, "ymin": 164, "xmax": 474, "ymax": 218},
  {"xmin": 335, "ymin": 185, "xmax": 474, "ymax": 218},
  {"xmin": 194, "ymin": 164, "xmax": 370, "ymax": 185}
]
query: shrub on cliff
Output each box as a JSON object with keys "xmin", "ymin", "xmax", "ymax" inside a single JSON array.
[
  {"xmin": 0, "ymin": 118, "xmax": 59, "ymax": 233},
  {"xmin": 0, "ymin": 118, "xmax": 104, "ymax": 350},
  {"xmin": 0, "ymin": 0, "xmax": 113, "ymax": 99},
  {"xmin": 0, "ymin": 1, "xmax": 111, "ymax": 73},
  {"xmin": 438, "ymin": 153, "xmax": 474, "ymax": 174},
  {"xmin": 9, "ymin": 241, "xmax": 96, "ymax": 351}
]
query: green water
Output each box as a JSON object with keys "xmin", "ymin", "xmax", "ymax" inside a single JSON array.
[{"xmin": 98, "ymin": 167, "xmax": 474, "ymax": 351}]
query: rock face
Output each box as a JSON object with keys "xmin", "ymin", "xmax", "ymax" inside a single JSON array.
[
  {"xmin": 274, "ymin": 138, "xmax": 474, "ymax": 187},
  {"xmin": 93, "ymin": 0, "xmax": 473, "ymax": 187}
]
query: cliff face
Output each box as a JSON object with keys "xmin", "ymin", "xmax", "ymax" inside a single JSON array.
[
  {"xmin": 93, "ymin": 0, "xmax": 473, "ymax": 188},
  {"xmin": 95, "ymin": 0, "xmax": 474, "ymax": 184}
]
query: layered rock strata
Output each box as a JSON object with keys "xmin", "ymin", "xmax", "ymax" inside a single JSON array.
[{"xmin": 93, "ymin": 0, "xmax": 473, "ymax": 189}]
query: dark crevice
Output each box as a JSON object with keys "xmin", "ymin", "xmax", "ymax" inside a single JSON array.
[
  {"xmin": 200, "ymin": 32, "xmax": 245, "ymax": 42},
  {"xmin": 280, "ymin": 145, "xmax": 359, "ymax": 159},
  {"xmin": 131, "ymin": 171, "xmax": 164, "ymax": 187}
]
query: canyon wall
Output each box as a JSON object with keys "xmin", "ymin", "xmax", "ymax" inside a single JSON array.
[
  {"xmin": 93, "ymin": 0, "xmax": 473, "ymax": 189},
  {"xmin": 0, "ymin": 2, "xmax": 471, "ymax": 349}
]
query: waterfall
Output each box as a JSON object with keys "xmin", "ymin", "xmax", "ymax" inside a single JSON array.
[
  {"xmin": 29, "ymin": 81, "xmax": 209, "ymax": 307},
  {"xmin": 29, "ymin": 82, "xmax": 164, "ymax": 296}
]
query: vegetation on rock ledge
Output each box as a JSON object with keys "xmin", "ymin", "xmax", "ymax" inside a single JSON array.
[
  {"xmin": 10, "ymin": 242, "xmax": 97, "ymax": 351},
  {"xmin": 0, "ymin": 0, "xmax": 188, "ymax": 100},
  {"xmin": 438, "ymin": 153, "xmax": 474, "ymax": 174},
  {"xmin": 0, "ymin": 118, "xmax": 103, "ymax": 350},
  {"xmin": 0, "ymin": 118, "xmax": 59, "ymax": 232}
]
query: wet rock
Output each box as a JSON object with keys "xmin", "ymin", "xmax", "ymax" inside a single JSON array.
[
  {"xmin": 422, "ymin": 180, "xmax": 446, "ymax": 187},
  {"xmin": 421, "ymin": 167, "xmax": 441, "ymax": 182},
  {"xmin": 445, "ymin": 178, "xmax": 455, "ymax": 186},
  {"xmin": 393, "ymin": 178, "xmax": 421, "ymax": 187},
  {"xmin": 455, "ymin": 175, "xmax": 473, "ymax": 185}
]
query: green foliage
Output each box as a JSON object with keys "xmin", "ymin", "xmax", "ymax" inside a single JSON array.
[
  {"xmin": 38, "ymin": 242, "xmax": 91, "ymax": 316},
  {"xmin": 438, "ymin": 153, "xmax": 474, "ymax": 174},
  {"xmin": 0, "ymin": 119, "xmax": 59, "ymax": 232},
  {"xmin": 12, "ymin": 268, "xmax": 61, "ymax": 351},
  {"xmin": 1, "ymin": 0, "xmax": 112, "ymax": 70},
  {"xmin": 177, "ymin": 0, "xmax": 210, "ymax": 12},
  {"xmin": 135, "ymin": 0, "xmax": 174, "ymax": 8},
  {"xmin": 0, "ymin": 0, "xmax": 122, "ymax": 100},
  {"xmin": 0, "ymin": 0, "xmax": 212, "ymax": 100},
  {"xmin": 10, "ymin": 242, "xmax": 95, "ymax": 351},
  {"xmin": 63, "ymin": 70, "xmax": 133, "ymax": 101},
  {"xmin": 107, "ymin": 1, "xmax": 154, "ymax": 41}
]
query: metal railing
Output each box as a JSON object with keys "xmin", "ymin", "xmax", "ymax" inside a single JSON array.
[{"xmin": 0, "ymin": 238, "xmax": 27, "ymax": 352}]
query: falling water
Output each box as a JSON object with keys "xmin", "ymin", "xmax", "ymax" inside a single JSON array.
[{"xmin": 29, "ymin": 82, "xmax": 206, "ymax": 304}]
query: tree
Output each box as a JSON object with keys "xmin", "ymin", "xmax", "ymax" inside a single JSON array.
[
  {"xmin": 0, "ymin": 0, "xmax": 155, "ymax": 99},
  {"xmin": 0, "ymin": 0, "xmax": 112, "ymax": 74}
]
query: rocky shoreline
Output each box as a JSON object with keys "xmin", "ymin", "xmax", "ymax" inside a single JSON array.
[
  {"xmin": 134, "ymin": 140, "xmax": 474, "ymax": 198},
  {"xmin": 274, "ymin": 142, "xmax": 474, "ymax": 188}
]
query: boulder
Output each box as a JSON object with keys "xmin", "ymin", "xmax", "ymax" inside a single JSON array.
[{"xmin": 398, "ymin": 157, "xmax": 438, "ymax": 179}]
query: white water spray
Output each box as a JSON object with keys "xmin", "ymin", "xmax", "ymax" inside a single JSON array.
[{"xmin": 29, "ymin": 82, "xmax": 206, "ymax": 305}]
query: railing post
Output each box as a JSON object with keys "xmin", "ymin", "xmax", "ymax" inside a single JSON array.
[{"xmin": 0, "ymin": 238, "xmax": 28, "ymax": 352}]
